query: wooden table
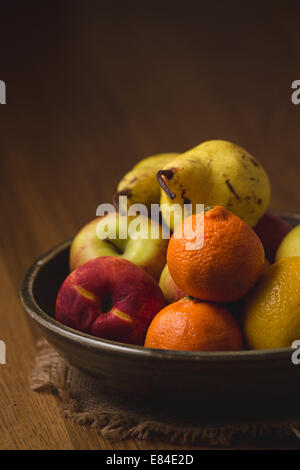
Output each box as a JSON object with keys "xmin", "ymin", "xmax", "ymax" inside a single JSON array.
[{"xmin": 0, "ymin": 2, "xmax": 300, "ymax": 450}]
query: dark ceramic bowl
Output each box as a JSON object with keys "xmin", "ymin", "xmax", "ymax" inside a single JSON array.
[{"xmin": 20, "ymin": 210, "xmax": 300, "ymax": 402}]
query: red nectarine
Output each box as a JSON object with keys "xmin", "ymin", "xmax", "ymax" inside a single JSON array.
[
  {"xmin": 254, "ymin": 211, "xmax": 292, "ymax": 262},
  {"xmin": 56, "ymin": 256, "xmax": 165, "ymax": 345}
]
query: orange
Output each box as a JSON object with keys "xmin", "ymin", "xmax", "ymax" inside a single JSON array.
[
  {"xmin": 144, "ymin": 298, "xmax": 243, "ymax": 351},
  {"xmin": 167, "ymin": 206, "xmax": 265, "ymax": 303}
]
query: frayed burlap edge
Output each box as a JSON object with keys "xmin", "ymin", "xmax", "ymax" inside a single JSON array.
[{"xmin": 29, "ymin": 340, "xmax": 300, "ymax": 447}]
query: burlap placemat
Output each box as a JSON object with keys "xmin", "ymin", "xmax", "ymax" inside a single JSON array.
[{"xmin": 29, "ymin": 340, "xmax": 300, "ymax": 447}]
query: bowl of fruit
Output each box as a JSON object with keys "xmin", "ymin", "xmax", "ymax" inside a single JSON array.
[{"xmin": 21, "ymin": 140, "xmax": 300, "ymax": 402}]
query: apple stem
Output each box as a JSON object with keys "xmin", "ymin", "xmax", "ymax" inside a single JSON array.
[
  {"xmin": 157, "ymin": 170, "xmax": 177, "ymax": 200},
  {"xmin": 112, "ymin": 191, "xmax": 120, "ymax": 211},
  {"xmin": 112, "ymin": 190, "xmax": 128, "ymax": 215}
]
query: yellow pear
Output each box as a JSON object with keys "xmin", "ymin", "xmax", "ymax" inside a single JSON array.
[{"xmin": 157, "ymin": 140, "xmax": 271, "ymax": 230}]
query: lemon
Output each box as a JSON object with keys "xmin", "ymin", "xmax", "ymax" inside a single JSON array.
[
  {"xmin": 275, "ymin": 225, "xmax": 300, "ymax": 261},
  {"xmin": 243, "ymin": 257, "xmax": 300, "ymax": 349}
]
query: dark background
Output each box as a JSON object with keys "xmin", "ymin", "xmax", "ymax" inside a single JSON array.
[
  {"xmin": 1, "ymin": 1, "xmax": 300, "ymax": 449},
  {"xmin": 2, "ymin": 0, "xmax": 300, "ymax": 283}
]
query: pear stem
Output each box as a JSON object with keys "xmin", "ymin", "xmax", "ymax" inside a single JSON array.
[{"xmin": 157, "ymin": 170, "xmax": 177, "ymax": 200}]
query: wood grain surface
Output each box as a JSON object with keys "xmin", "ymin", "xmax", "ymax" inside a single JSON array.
[{"xmin": 0, "ymin": 1, "xmax": 300, "ymax": 449}]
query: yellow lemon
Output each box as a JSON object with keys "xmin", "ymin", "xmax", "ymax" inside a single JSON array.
[
  {"xmin": 243, "ymin": 257, "xmax": 300, "ymax": 349},
  {"xmin": 275, "ymin": 224, "xmax": 300, "ymax": 261}
]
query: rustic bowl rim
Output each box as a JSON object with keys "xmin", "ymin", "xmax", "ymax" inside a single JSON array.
[{"xmin": 20, "ymin": 209, "xmax": 300, "ymax": 363}]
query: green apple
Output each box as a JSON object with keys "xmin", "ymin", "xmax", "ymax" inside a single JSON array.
[
  {"xmin": 275, "ymin": 225, "xmax": 300, "ymax": 261},
  {"xmin": 159, "ymin": 264, "xmax": 185, "ymax": 304},
  {"xmin": 70, "ymin": 212, "xmax": 169, "ymax": 281}
]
